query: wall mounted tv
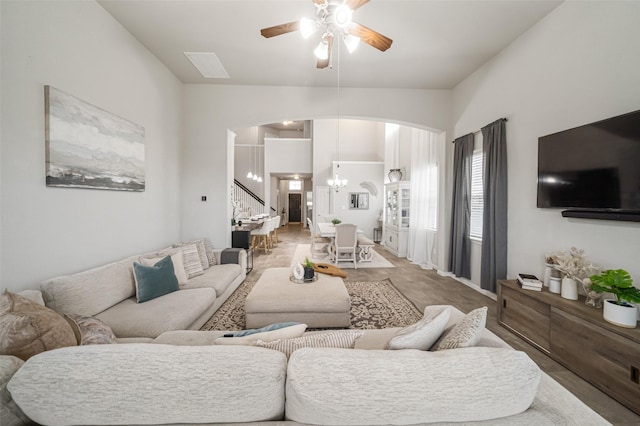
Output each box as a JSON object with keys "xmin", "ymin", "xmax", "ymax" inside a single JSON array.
[{"xmin": 537, "ymin": 109, "xmax": 640, "ymax": 222}]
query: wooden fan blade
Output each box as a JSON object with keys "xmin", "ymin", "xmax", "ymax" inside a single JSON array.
[
  {"xmin": 260, "ymin": 21, "xmax": 300, "ymax": 38},
  {"xmin": 317, "ymin": 57, "xmax": 329, "ymax": 69},
  {"xmin": 312, "ymin": 0, "xmax": 327, "ymax": 5},
  {"xmin": 316, "ymin": 35, "xmax": 333, "ymax": 69},
  {"xmin": 345, "ymin": 0, "xmax": 370, "ymax": 11},
  {"xmin": 348, "ymin": 22, "xmax": 393, "ymax": 51}
]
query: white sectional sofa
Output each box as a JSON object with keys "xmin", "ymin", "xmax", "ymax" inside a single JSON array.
[
  {"xmin": 1, "ymin": 305, "xmax": 610, "ymax": 426},
  {"xmin": 39, "ymin": 245, "xmax": 246, "ymax": 338}
]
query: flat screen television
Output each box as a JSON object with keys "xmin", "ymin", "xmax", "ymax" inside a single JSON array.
[{"xmin": 537, "ymin": 109, "xmax": 640, "ymax": 222}]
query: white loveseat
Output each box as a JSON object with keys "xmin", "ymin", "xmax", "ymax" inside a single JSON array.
[{"xmin": 2, "ymin": 306, "xmax": 610, "ymax": 426}]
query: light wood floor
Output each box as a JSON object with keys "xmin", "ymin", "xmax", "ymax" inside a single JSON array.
[{"xmin": 248, "ymin": 223, "xmax": 640, "ymax": 425}]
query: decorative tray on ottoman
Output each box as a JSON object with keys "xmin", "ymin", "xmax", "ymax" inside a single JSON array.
[{"xmin": 290, "ymin": 274, "xmax": 319, "ymax": 284}]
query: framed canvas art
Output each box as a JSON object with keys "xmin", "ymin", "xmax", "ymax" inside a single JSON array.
[{"xmin": 45, "ymin": 86, "xmax": 145, "ymax": 191}]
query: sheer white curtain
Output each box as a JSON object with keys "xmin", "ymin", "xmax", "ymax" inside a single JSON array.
[{"xmin": 407, "ymin": 128, "xmax": 439, "ymax": 269}]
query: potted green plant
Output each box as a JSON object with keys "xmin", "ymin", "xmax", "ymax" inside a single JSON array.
[
  {"xmin": 331, "ymin": 218, "xmax": 341, "ymax": 225},
  {"xmin": 303, "ymin": 257, "xmax": 315, "ymax": 281},
  {"xmin": 589, "ymin": 269, "xmax": 640, "ymax": 328}
]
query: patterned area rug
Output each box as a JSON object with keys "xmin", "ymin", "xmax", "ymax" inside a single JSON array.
[{"xmin": 201, "ymin": 278, "xmax": 422, "ymax": 331}]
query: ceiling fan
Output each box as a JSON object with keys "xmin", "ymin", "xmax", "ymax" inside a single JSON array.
[{"xmin": 260, "ymin": 0, "xmax": 393, "ymax": 69}]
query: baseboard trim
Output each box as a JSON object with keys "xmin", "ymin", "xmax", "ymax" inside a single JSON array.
[{"xmin": 437, "ymin": 270, "xmax": 497, "ymax": 301}]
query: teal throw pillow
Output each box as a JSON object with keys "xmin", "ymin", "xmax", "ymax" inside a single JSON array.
[
  {"xmin": 133, "ymin": 256, "xmax": 179, "ymax": 303},
  {"xmin": 224, "ymin": 322, "xmax": 302, "ymax": 337}
]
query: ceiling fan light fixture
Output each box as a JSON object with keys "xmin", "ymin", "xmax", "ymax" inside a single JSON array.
[
  {"xmin": 343, "ymin": 33, "xmax": 360, "ymax": 53},
  {"xmin": 300, "ymin": 17, "xmax": 317, "ymax": 39},
  {"xmin": 314, "ymin": 39, "xmax": 329, "ymax": 60},
  {"xmin": 333, "ymin": 4, "xmax": 353, "ymax": 28}
]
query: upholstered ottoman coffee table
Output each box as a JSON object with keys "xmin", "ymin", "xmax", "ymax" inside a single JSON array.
[{"xmin": 245, "ymin": 267, "xmax": 350, "ymax": 329}]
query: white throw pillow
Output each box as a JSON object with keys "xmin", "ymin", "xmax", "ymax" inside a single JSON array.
[
  {"xmin": 432, "ymin": 306, "xmax": 487, "ymax": 351},
  {"xmin": 139, "ymin": 253, "xmax": 188, "ymax": 286},
  {"xmin": 159, "ymin": 244, "xmax": 204, "ymax": 280},
  {"xmin": 386, "ymin": 306, "xmax": 450, "ymax": 350},
  {"xmin": 173, "ymin": 239, "xmax": 209, "ymax": 270},
  {"xmin": 213, "ymin": 323, "xmax": 308, "ymax": 346}
]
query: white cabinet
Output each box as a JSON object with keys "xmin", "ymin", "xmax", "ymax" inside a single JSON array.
[{"xmin": 384, "ymin": 181, "xmax": 410, "ymax": 257}]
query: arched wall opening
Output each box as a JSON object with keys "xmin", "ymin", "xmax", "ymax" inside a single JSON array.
[
  {"xmin": 231, "ymin": 115, "xmax": 450, "ymax": 272},
  {"xmin": 181, "ymin": 84, "xmax": 453, "ymax": 271}
]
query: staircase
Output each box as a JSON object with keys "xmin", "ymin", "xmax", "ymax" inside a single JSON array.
[{"xmin": 233, "ymin": 179, "xmax": 268, "ymax": 217}]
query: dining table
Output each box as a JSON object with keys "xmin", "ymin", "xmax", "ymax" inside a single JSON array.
[{"xmin": 316, "ymin": 222, "xmax": 364, "ymax": 259}]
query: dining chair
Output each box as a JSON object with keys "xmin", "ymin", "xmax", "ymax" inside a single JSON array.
[
  {"xmin": 308, "ymin": 218, "xmax": 329, "ymax": 257},
  {"xmin": 333, "ymin": 223, "xmax": 358, "ymax": 269},
  {"xmin": 251, "ymin": 218, "xmax": 272, "ymax": 254}
]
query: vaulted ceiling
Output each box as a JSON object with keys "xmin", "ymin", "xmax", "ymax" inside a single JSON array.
[{"xmin": 99, "ymin": 0, "xmax": 563, "ymax": 89}]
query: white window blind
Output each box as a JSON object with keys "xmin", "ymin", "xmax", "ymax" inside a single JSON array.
[{"xmin": 470, "ymin": 150, "xmax": 483, "ymax": 239}]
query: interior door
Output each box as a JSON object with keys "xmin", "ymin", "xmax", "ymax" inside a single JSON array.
[
  {"xmin": 288, "ymin": 193, "xmax": 302, "ymax": 223},
  {"xmin": 316, "ymin": 186, "xmax": 330, "ymax": 224}
]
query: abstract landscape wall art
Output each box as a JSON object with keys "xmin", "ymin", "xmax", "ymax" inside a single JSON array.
[{"xmin": 45, "ymin": 86, "xmax": 145, "ymax": 191}]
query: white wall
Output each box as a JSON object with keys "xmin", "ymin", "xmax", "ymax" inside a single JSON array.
[
  {"xmin": 329, "ymin": 161, "xmax": 385, "ymax": 240},
  {"xmin": 234, "ymin": 144, "xmax": 265, "ymax": 200},
  {"xmin": 312, "ymin": 118, "xmax": 386, "ymax": 195},
  {"xmin": 0, "ymin": 1, "xmax": 183, "ymax": 291},
  {"xmin": 264, "ymin": 138, "xmax": 313, "ymax": 213},
  {"xmin": 183, "ymin": 85, "xmax": 451, "ymax": 248},
  {"xmin": 451, "ymin": 1, "xmax": 640, "ymax": 285}
]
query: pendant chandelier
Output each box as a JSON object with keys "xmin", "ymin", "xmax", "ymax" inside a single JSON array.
[
  {"xmin": 328, "ymin": 164, "xmax": 347, "ymax": 192},
  {"xmin": 246, "ymin": 145, "xmax": 253, "ymax": 179},
  {"xmin": 246, "ymin": 142, "xmax": 262, "ymax": 183},
  {"xmin": 327, "ymin": 42, "xmax": 347, "ymax": 193}
]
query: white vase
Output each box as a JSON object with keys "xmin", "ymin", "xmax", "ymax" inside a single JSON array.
[
  {"xmin": 603, "ymin": 299, "xmax": 638, "ymax": 328},
  {"xmin": 543, "ymin": 263, "xmax": 554, "ymax": 287},
  {"xmin": 561, "ymin": 277, "xmax": 578, "ymax": 300},
  {"xmin": 388, "ymin": 169, "xmax": 403, "ymax": 182},
  {"xmin": 549, "ymin": 277, "xmax": 561, "ymax": 294}
]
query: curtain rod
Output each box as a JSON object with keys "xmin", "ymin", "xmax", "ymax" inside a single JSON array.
[{"xmin": 451, "ymin": 117, "xmax": 508, "ymax": 143}]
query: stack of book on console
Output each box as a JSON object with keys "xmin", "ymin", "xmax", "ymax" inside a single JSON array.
[{"xmin": 517, "ymin": 273, "xmax": 543, "ymax": 292}]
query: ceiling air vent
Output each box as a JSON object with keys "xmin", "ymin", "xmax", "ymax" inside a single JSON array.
[{"xmin": 184, "ymin": 52, "xmax": 230, "ymax": 79}]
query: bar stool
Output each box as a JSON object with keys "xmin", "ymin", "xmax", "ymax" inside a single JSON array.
[{"xmin": 251, "ymin": 218, "xmax": 272, "ymax": 254}]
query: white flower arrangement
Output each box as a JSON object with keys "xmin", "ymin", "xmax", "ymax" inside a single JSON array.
[
  {"xmin": 231, "ymin": 199, "xmax": 239, "ymax": 220},
  {"xmin": 549, "ymin": 247, "xmax": 599, "ymax": 282},
  {"xmin": 230, "ymin": 186, "xmax": 240, "ymax": 221}
]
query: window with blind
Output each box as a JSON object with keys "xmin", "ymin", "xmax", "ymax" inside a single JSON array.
[{"xmin": 470, "ymin": 150, "xmax": 483, "ymax": 239}]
